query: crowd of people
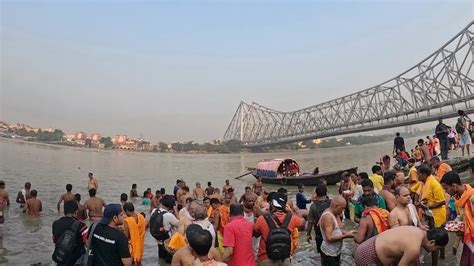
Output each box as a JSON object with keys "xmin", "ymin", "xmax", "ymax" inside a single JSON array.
[
  {"xmin": 0, "ymin": 157, "xmax": 471, "ymax": 266},
  {"xmin": 392, "ymin": 111, "xmax": 474, "ymax": 164},
  {"xmin": 0, "ymin": 111, "xmax": 473, "ymax": 265}
]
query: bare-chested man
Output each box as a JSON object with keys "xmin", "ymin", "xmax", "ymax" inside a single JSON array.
[
  {"xmin": 176, "ymin": 182, "xmax": 186, "ymax": 202},
  {"xmin": 83, "ymin": 188, "xmax": 106, "ymax": 221},
  {"xmin": 151, "ymin": 190, "xmax": 161, "ymax": 210},
  {"xmin": 379, "ymin": 171, "xmax": 397, "ymax": 211},
  {"xmin": 222, "ymin": 179, "xmax": 233, "ymax": 197},
  {"xmin": 130, "ymin": 183, "xmax": 138, "ymax": 198},
  {"xmin": 209, "ymin": 188, "xmax": 224, "ymax": 203},
  {"xmin": 239, "ymin": 186, "xmax": 256, "ymax": 203},
  {"xmin": 57, "ymin": 184, "xmax": 75, "ymax": 212},
  {"xmin": 193, "ymin": 182, "xmax": 205, "ymax": 202},
  {"xmin": 354, "ymin": 196, "xmax": 390, "ymax": 244},
  {"xmin": 171, "ymin": 224, "xmax": 222, "ymax": 266},
  {"xmin": 179, "ymin": 186, "xmax": 193, "ymax": 205},
  {"xmin": 75, "ymin": 193, "xmax": 88, "ymax": 220},
  {"xmin": 0, "ymin": 180, "xmax": 10, "ymax": 223},
  {"xmin": 253, "ymin": 177, "xmax": 263, "ymax": 196},
  {"xmin": 255, "ymin": 190, "xmax": 270, "ymax": 215},
  {"xmin": 354, "ymin": 226, "xmax": 448, "ymax": 265},
  {"xmin": 24, "ymin": 189, "xmax": 42, "ymax": 216},
  {"xmin": 389, "ymin": 186, "xmax": 422, "ymax": 228},
  {"xmin": 242, "ymin": 188, "xmax": 259, "ymax": 257},
  {"xmin": 16, "ymin": 182, "xmax": 31, "ymax": 207},
  {"xmin": 87, "ymin": 173, "xmax": 98, "ymax": 191},
  {"xmin": 205, "ymin": 181, "xmax": 214, "ymax": 197},
  {"xmin": 226, "ymin": 188, "xmax": 237, "ymax": 205},
  {"xmin": 242, "ymin": 191, "xmax": 258, "ymax": 222}
]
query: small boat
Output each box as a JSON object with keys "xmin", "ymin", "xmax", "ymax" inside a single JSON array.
[{"xmin": 253, "ymin": 158, "xmax": 357, "ymax": 186}]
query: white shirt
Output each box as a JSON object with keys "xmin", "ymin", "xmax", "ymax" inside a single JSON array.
[
  {"xmin": 151, "ymin": 208, "xmax": 179, "ymax": 238},
  {"xmin": 194, "ymin": 218, "xmax": 216, "ymax": 246}
]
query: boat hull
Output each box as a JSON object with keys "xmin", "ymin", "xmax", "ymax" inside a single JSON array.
[{"xmin": 254, "ymin": 167, "xmax": 358, "ymax": 186}]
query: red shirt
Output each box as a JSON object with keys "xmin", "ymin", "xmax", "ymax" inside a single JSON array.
[
  {"xmin": 254, "ymin": 211, "xmax": 303, "ymax": 262},
  {"xmin": 223, "ymin": 216, "xmax": 255, "ymax": 266}
]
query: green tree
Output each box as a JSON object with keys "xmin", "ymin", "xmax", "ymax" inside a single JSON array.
[
  {"xmin": 224, "ymin": 140, "xmax": 242, "ymax": 153},
  {"xmin": 99, "ymin": 137, "xmax": 113, "ymax": 148},
  {"xmin": 158, "ymin": 142, "xmax": 168, "ymax": 152},
  {"xmin": 85, "ymin": 139, "xmax": 92, "ymax": 148},
  {"xmin": 171, "ymin": 142, "xmax": 183, "ymax": 152}
]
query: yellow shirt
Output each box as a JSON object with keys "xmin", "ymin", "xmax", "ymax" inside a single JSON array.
[
  {"xmin": 420, "ymin": 175, "xmax": 447, "ymax": 227},
  {"xmin": 408, "ymin": 166, "xmax": 422, "ymax": 194},
  {"xmin": 369, "ymin": 173, "xmax": 384, "ymax": 192}
]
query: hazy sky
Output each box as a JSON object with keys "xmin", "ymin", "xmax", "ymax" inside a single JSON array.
[{"xmin": 1, "ymin": 1, "xmax": 473, "ymax": 142}]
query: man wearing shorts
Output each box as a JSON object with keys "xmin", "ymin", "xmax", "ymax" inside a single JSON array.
[{"xmin": 457, "ymin": 110, "xmax": 471, "ymax": 156}]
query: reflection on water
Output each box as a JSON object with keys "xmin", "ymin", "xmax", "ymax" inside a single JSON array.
[{"xmin": 0, "ymin": 138, "xmax": 457, "ymax": 265}]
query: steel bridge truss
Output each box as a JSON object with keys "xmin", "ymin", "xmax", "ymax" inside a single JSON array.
[{"xmin": 223, "ymin": 21, "xmax": 474, "ymax": 147}]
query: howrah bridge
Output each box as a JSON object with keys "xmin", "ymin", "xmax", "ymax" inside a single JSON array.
[{"xmin": 223, "ymin": 21, "xmax": 474, "ymax": 148}]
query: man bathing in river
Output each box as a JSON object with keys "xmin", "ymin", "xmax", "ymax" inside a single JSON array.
[
  {"xmin": 0, "ymin": 181, "xmax": 10, "ymax": 223},
  {"xmin": 75, "ymin": 193, "xmax": 88, "ymax": 220},
  {"xmin": 354, "ymin": 226, "xmax": 448, "ymax": 266},
  {"xmin": 87, "ymin": 172, "xmax": 98, "ymax": 191},
  {"xmin": 130, "ymin": 183, "xmax": 138, "ymax": 198},
  {"xmin": 83, "ymin": 188, "xmax": 106, "ymax": 221},
  {"xmin": 24, "ymin": 189, "xmax": 42, "ymax": 216},
  {"xmin": 193, "ymin": 182, "xmax": 205, "ymax": 203},
  {"xmin": 16, "ymin": 182, "xmax": 31, "ymax": 207},
  {"xmin": 222, "ymin": 179, "xmax": 233, "ymax": 197},
  {"xmin": 57, "ymin": 184, "xmax": 75, "ymax": 212}
]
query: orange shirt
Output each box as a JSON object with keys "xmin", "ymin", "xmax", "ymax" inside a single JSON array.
[
  {"xmin": 213, "ymin": 206, "xmax": 230, "ymax": 233},
  {"xmin": 207, "ymin": 206, "xmax": 213, "ymax": 218},
  {"xmin": 454, "ymin": 185, "xmax": 474, "ymax": 247},
  {"xmin": 218, "ymin": 205, "xmax": 230, "ymax": 232},
  {"xmin": 435, "ymin": 163, "xmax": 452, "ymax": 181},
  {"xmin": 254, "ymin": 211, "xmax": 303, "ymax": 262},
  {"xmin": 125, "ymin": 213, "xmax": 146, "ymax": 263}
]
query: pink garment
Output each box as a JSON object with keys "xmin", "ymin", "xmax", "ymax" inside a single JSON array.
[
  {"xmin": 223, "ymin": 216, "xmax": 255, "ymax": 266},
  {"xmin": 433, "ymin": 137, "xmax": 441, "ymax": 155}
]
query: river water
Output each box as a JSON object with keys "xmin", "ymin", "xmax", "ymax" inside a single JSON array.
[{"xmin": 0, "ymin": 138, "xmax": 459, "ymax": 265}]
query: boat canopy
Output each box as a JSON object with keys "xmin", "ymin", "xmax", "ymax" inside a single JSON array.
[{"xmin": 255, "ymin": 158, "xmax": 300, "ymax": 178}]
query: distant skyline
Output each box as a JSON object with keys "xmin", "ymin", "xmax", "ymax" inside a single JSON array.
[{"xmin": 1, "ymin": 1, "xmax": 473, "ymax": 142}]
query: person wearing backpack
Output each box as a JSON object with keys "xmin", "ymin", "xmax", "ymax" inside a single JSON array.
[
  {"xmin": 52, "ymin": 200, "xmax": 88, "ymax": 265},
  {"xmin": 150, "ymin": 194, "xmax": 179, "ymax": 263},
  {"xmin": 253, "ymin": 192, "xmax": 304, "ymax": 266},
  {"xmin": 306, "ymin": 184, "xmax": 331, "ymax": 255}
]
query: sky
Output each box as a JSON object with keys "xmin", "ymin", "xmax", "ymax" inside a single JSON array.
[{"xmin": 1, "ymin": 1, "xmax": 473, "ymax": 143}]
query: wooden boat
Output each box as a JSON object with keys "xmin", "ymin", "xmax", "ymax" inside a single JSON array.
[{"xmin": 252, "ymin": 158, "xmax": 357, "ymax": 186}]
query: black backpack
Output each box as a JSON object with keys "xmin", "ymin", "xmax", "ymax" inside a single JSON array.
[
  {"xmin": 263, "ymin": 212, "xmax": 292, "ymax": 261},
  {"xmin": 149, "ymin": 209, "xmax": 170, "ymax": 241},
  {"xmin": 52, "ymin": 220, "xmax": 81, "ymax": 264},
  {"xmin": 456, "ymin": 118, "xmax": 465, "ymax": 133}
]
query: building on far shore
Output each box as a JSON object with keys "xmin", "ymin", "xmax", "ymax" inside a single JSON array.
[
  {"xmin": 112, "ymin": 135, "xmax": 128, "ymax": 145},
  {"xmin": 75, "ymin": 132, "xmax": 87, "ymax": 140},
  {"xmin": 91, "ymin": 133, "xmax": 101, "ymax": 143}
]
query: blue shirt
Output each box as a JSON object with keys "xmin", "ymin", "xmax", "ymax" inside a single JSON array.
[{"xmin": 296, "ymin": 192, "xmax": 312, "ymax": 209}]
